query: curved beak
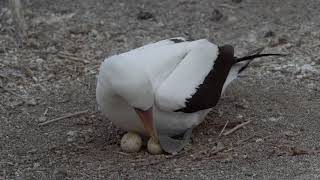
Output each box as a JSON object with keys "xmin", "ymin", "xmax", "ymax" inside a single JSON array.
[{"xmin": 134, "ymin": 107, "xmax": 158, "ymax": 140}]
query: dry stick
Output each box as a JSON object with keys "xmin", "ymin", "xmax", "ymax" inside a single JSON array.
[
  {"xmin": 9, "ymin": 0, "xmax": 27, "ymax": 46},
  {"xmin": 0, "ymin": 84, "xmax": 37, "ymax": 105},
  {"xmin": 38, "ymin": 110, "xmax": 88, "ymax": 126},
  {"xmin": 113, "ymin": 151, "xmax": 131, "ymax": 156},
  {"xmin": 235, "ymin": 135, "xmax": 257, "ymax": 145},
  {"xmin": 210, "ymin": 146, "xmax": 226, "ymax": 155},
  {"xmin": 218, "ymin": 120, "xmax": 229, "ymax": 137},
  {"xmin": 57, "ymin": 52, "xmax": 89, "ymax": 64},
  {"xmin": 223, "ymin": 120, "xmax": 252, "ymax": 136},
  {"xmin": 218, "ymin": 3, "xmax": 237, "ymax": 9},
  {"xmin": 0, "ymin": 161, "xmax": 14, "ymax": 166},
  {"xmin": 0, "ymin": 84, "xmax": 25, "ymax": 99}
]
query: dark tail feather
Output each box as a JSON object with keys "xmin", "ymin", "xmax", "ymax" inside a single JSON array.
[{"xmin": 236, "ymin": 53, "xmax": 286, "ymax": 63}]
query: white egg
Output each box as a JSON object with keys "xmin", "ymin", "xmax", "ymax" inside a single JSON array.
[
  {"xmin": 120, "ymin": 132, "xmax": 142, "ymax": 153},
  {"xmin": 147, "ymin": 137, "xmax": 163, "ymax": 155}
]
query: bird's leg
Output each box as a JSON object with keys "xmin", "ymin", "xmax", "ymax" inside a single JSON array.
[{"xmin": 134, "ymin": 107, "xmax": 158, "ymax": 142}]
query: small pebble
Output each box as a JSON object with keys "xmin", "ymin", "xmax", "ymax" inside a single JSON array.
[
  {"xmin": 37, "ymin": 116, "xmax": 47, "ymax": 123},
  {"xmin": 283, "ymin": 130, "xmax": 298, "ymax": 137},
  {"xmin": 236, "ymin": 114, "xmax": 244, "ymax": 119},
  {"xmin": 307, "ymin": 83, "xmax": 316, "ymax": 90},
  {"xmin": 232, "ymin": 0, "xmax": 242, "ymax": 3},
  {"xmin": 33, "ymin": 162, "xmax": 40, "ymax": 168},
  {"xmin": 53, "ymin": 168, "xmax": 67, "ymax": 180},
  {"xmin": 269, "ymin": 117, "xmax": 282, "ymax": 122},
  {"xmin": 26, "ymin": 98, "xmax": 37, "ymax": 106},
  {"xmin": 6, "ymin": 18, "xmax": 13, "ymax": 25},
  {"xmin": 67, "ymin": 130, "xmax": 78, "ymax": 142},
  {"xmin": 137, "ymin": 11, "xmax": 154, "ymax": 20},
  {"xmin": 211, "ymin": 9, "xmax": 223, "ymax": 21},
  {"xmin": 278, "ymin": 37, "xmax": 288, "ymax": 45},
  {"xmin": 301, "ymin": 64, "xmax": 315, "ymax": 73},
  {"xmin": 296, "ymin": 74, "xmax": 304, "ymax": 79},
  {"xmin": 264, "ymin": 30, "xmax": 275, "ymax": 38}
]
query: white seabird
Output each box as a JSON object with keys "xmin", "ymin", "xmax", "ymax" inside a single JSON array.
[{"xmin": 96, "ymin": 37, "xmax": 283, "ymax": 154}]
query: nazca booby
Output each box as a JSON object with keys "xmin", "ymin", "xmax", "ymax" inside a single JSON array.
[{"xmin": 96, "ymin": 37, "xmax": 283, "ymax": 154}]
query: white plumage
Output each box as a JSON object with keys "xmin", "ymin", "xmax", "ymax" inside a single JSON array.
[{"xmin": 96, "ymin": 38, "xmax": 218, "ymax": 136}]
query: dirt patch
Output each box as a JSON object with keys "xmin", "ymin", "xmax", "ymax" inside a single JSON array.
[{"xmin": 0, "ymin": 0, "xmax": 320, "ymax": 179}]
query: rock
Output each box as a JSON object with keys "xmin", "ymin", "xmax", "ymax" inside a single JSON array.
[
  {"xmin": 26, "ymin": 38, "xmax": 41, "ymax": 49},
  {"xmin": 6, "ymin": 18, "xmax": 13, "ymax": 25},
  {"xmin": 269, "ymin": 116, "xmax": 283, "ymax": 122},
  {"xmin": 83, "ymin": 128, "xmax": 94, "ymax": 143},
  {"xmin": 307, "ymin": 83, "xmax": 316, "ymax": 90},
  {"xmin": 214, "ymin": 142, "xmax": 225, "ymax": 151},
  {"xmin": 248, "ymin": 32, "xmax": 257, "ymax": 43},
  {"xmin": 264, "ymin": 30, "xmax": 275, "ymax": 38},
  {"xmin": 296, "ymin": 74, "xmax": 304, "ymax": 79},
  {"xmin": 137, "ymin": 11, "xmax": 154, "ymax": 20},
  {"xmin": 29, "ymin": 58, "xmax": 44, "ymax": 71},
  {"xmin": 33, "ymin": 162, "xmax": 40, "ymax": 168},
  {"xmin": 236, "ymin": 114, "xmax": 244, "ymax": 119},
  {"xmin": 120, "ymin": 132, "xmax": 142, "ymax": 153},
  {"xmin": 7, "ymin": 100, "xmax": 24, "ymax": 108},
  {"xmin": 37, "ymin": 116, "xmax": 47, "ymax": 123},
  {"xmin": 67, "ymin": 130, "xmax": 78, "ymax": 142},
  {"xmin": 147, "ymin": 137, "xmax": 162, "ymax": 155},
  {"xmin": 53, "ymin": 168, "xmax": 67, "ymax": 180},
  {"xmin": 301, "ymin": 64, "xmax": 316, "ymax": 73},
  {"xmin": 273, "ymin": 66, "xmax": 282, "ymax": 71},
  {"xmin": 228, "ymin": 16, "xmax": 238, "ymax": 22},
  {"xmin": 69, "ymin": 24, "xmax": 91, "ymax": 34},
  {"xmin": 47, "ymin": 46, "xmax": 58, "ymax": 53},
  {"xmin": 283, "ymin": 130, "xmax": 298, "ymax": 137},
  {"xmin": 277, "ymin": 37, "xmax": 288, "ymax": 45},
  {"xmin": 67, "ymin": 130, "xmax": 77, "ymax": 136},
  {"xmin": 26, "ymin": 98, "xmax": 37, "ymax": 106},
  {"xmin": 210, "ymin": 9, "xmax": 223, "ymax": 22},
  {"xmin": 91, "ymin": 29, "xmax": 98, "ymax": 36}
]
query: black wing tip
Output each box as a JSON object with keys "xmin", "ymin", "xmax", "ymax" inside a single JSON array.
[{"xmin": 236, "ymin": 53, "xmax": 287, "ymax": 63}]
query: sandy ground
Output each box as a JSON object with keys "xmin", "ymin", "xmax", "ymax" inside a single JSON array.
[{"xmin": 0, "ymin": 0, "xmax": 320, "ymax": 179}]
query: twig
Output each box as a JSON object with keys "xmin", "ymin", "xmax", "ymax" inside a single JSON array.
[
  {"xmin": 235, "ymin": 135, "xmax": 257, "ymax": 145},
  {"xmin": 57, "ymin": 52, "xmax": 89, "ymax": 64},
  {"xmin": 9, "ymin": 0, "xmax": 27, "ymax": 46},
  {"xmin": 218, "ymin": 3, "xmax": 237, "ymax": 9},
  {"xmin": 223, "ymin": 120, "xmax": 252, "ymax": 136},
  {"xmin": 43, "ymin": 108, "xmax": 49, "ymax": 116},
  {"xmin": 0, "ymin": 84, "xmax": 25, "ymax": 99},
  {"xmin": 38, "ymin": 110, "xmax": 88, "ymax": 126},
  {"xmin": 113, "ymin": 151, "xmax": 131, "ymax": 156},
  {"xmin": 0, "ymin": 161, "xmax": 14, "ymax": 166},
  {"xmin": 218, "ymin": 120, "xmax": 229, "ymax": 137}
]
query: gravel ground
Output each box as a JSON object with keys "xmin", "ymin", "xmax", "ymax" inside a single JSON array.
[{"xmin": 0, "ymin": 0, "xmax": 319, "ymax": 179}]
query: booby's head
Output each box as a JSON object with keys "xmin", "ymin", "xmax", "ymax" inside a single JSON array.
[
  {"xmin": 104, "ymin": 56, "xmax": 157, "ymax": 138},
  {"xmin": 106, "ymin": 57, "xmax": 154, "ymax": 111}
]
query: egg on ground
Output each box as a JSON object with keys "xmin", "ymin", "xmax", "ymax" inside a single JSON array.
[
  {"xmin": 120, "ymin": 132, "xmax": 142, "ymax": 153},
  {"xmin": 147, "ymin": 137, "xmax": 163, "ymax": 155}
]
